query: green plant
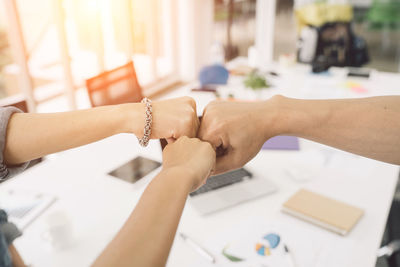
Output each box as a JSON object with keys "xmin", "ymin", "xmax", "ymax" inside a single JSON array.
[
  {"xmin": 243, "ymin": 71, "xmax": 270, "ymax": 90},
  {"xmin": 222, "ymin": 245, "xmax": 244, "ymax": 262}
]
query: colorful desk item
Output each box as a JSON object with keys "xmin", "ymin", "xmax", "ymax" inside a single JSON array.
[
  {"xmin": 222, "ymin": 232, "xmax": 282, "ymax": 261},
  {"xmin": 255, "ymin": 243, "xmax": 271, "ymax": 256},
  {"xmin": 255, "ymin": 233, "xmax": 280, "ymax": 257},
  {"xmin": 264, "ymin": 233, "xmax": 280, "ymax": 248},
  {"xmin": 344, "ymin": 81, "xmax": 368, "ymax": 94}
]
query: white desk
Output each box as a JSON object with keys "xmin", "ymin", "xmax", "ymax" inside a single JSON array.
[{"xmin": 2, "ymin": 62, "xmax": 400, "ymax": 267}]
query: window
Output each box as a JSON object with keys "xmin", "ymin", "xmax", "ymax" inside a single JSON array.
[{"xmin": 0, "ymin": 0, "xmax": 180, "ymax": 111}]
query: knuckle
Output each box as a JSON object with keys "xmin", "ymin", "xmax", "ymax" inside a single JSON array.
[
  {"xmin": 179, "ymin": 117, "xmax": 193, "ymax": 133},
  {"xmin": 182, "ymin": 96, "xmax": 191, "ymax": 102},
  {"xmin": 199, "ymin": 130, "xmax": 212, "ymax": 142},
  {"xmin": 188, "ymin": 97, "xmax": 196, "ymax": 108},
  {"xmin": 182, "ymin": 122, "xmax": 194, "ymax": 135},
  {"xmin": 201, "ymin": 114, "xmax": 215, "ymax": 127},
  {"xmin": 204, "ymin": 141, "xmax": 214, "ymax": 152},
  {"xmin": 183, "ymin": 96, "xmax": 196, "ymax": 106},
  {"xmin": 197, "ymin": 127, "xmax": 207, "ymax": 140},
  {"xmin": 207, "ymin": 101, "xmax": 220, "ymax": 110},
  {"xmin": 182, "ymin": 115, "xmax": 192, "ymax": 125},
  {"xmin": 208, "ymin": 100, "xmax": 218, "ymax": 107}
]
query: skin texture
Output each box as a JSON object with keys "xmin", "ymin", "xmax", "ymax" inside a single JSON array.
[
  {"xmin": 149, "ymin": 97, "xmax": 199, "ymax": 143},
  {"xmin": 198, "ymin": 100, "xmax": 280, "ymax": 174},
  {"xmin": 278, "ymin": 95, "xmax": 400, "ymax": 165},
  {"xmin": 199, "ymin": 95, "xmax": 400, "ymax": 174},
  {"xmin": 4, "ymin": 96, "xmax": 198, "ymax": 165},
  {"xmin": 91, "ymin": 136, "xmax": 216, "ymax": 267}
]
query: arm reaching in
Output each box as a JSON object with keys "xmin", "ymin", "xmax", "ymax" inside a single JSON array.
[
  {"xmin": 4, "ymin": 97, "xmax": 198, "ymax": 165},
  {"xmin": 92, "ymin": 136, "xmax": 216, "ymax": 267},
  {"xmin": 199, "ymin": 95, "xmax": 400, "ymax": 174},
  {"xmin": 278, "ymin": 95, "xmax": 400, "ymax": 164}
]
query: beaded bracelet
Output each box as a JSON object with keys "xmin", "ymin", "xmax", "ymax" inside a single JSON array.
[{"xmin": 138, "ymin": 97, "xmax": 152, "ymax": 147}]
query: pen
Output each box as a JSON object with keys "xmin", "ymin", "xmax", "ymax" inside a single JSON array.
[
  {"xmin": 179, "ymin": 232, "xmax": 216, "ymax": 263},
  {"xmin": 283, "ymin": 244, "xmax": 297, "ymax": 267}
]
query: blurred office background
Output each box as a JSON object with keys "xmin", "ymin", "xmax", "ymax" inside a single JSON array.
[
  {"xmin": 0, "ymin": 0, "xmax": 399, "ymax": 113},
  {"xmin": 213, "ymin": 0, "xmax": 400, "ymax": 69}
]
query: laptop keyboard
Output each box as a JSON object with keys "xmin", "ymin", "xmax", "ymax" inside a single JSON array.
[{"xmin": 190, "ymin": 168, "xmax": 252, "ymax": 197}]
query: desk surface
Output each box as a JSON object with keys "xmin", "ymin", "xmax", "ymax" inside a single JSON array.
[{"xmin": 3, "ymin": 62, "xmax": 400, "ymax": 267}]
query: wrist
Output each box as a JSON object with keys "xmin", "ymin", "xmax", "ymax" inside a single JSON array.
[
  {"xmin": 159, "ymin": 166, "xmax": 197, "ymax": 193},
  {"xmin": 256, "ymin": 95, "xmax": 289, "ymax": 140},
  {"xmin": 265, "ymin": 95, "xmax": 315, "ymax": 138},
  {"xmin": 118, "ymin": 103, "xmax": 145, "ymax": 136}
]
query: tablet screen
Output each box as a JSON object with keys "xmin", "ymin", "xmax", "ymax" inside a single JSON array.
[{"xmin": 108, "ymin": 156, "xmax": 161, "ymax": 184}]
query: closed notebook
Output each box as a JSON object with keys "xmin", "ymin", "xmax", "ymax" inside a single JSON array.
[{"xmin": 282, "ymin": 189, "xmax": 364, "ymax": 236}]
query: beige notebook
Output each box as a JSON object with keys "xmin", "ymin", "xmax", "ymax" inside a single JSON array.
[{"xmin": 282, "ymin": 189, "xmax": 364, "ymax": 235}]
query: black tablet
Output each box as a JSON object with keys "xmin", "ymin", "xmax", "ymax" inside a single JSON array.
[{"xmin": 108, "ymin": 156, "xmax": 161, "ymax": 184}]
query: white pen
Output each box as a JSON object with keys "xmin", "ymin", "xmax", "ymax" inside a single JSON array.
[
  {"xmin": 179, "ymin": 232, "xmax": 216, "ymax": 263},
  {"xmin": 284, "ymin": 244, "xmax": 297, "ymax": 267}
]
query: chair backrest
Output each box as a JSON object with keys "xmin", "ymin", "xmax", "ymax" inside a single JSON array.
[
  {"xmin": 86, "ymin": 61, "xmax": 143, "ymax": 107},
  {"xmin": 0, "ymin": 94, "xmax": 28, "ymax": 112}
]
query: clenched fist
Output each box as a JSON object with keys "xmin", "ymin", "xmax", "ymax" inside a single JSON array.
[
  {"xmin": 198, "ymin": 97, "xmax": 281, "ymax": 174},
  {"xmin": 162, "ymin": 136, "xmax": 216, "ymax": 191},
  {"xmin": 134, "ymin": 96, "xmax": 199, "ymax": 142}
]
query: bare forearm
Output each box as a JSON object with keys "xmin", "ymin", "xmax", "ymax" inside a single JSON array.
[
  {"xmin": 270, "ymin": 95, "xmax": 400, "ymax": 164},
  {"xmin": 92, "ymin": 167, "xmax": 192, "ymax": 267},
  {"xmin": 4, "ymin": 103, "xmax": 144, "ymax": 165}
]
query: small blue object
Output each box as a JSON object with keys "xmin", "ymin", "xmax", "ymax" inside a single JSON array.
[
  {"xmin": 256, "ymin": 246, "xmax": 265, "ymax": 256},
  {"xmin": 199, "ymin": 64, "xmax": 229, "ymax": 87},
  {"xmin": 263, "ymin": 233, "xmax": 280, "ymax": 249}
]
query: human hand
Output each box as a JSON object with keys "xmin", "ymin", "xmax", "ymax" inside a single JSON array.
[
  {"xmin": 198, "ymin": 97, "xmax": 281, "ymax": 174},
  {"xmin": 151, "ymin": 97, "xmax": 199, "ymax": 142},
  {"xmin": 162, "ymin": 136, "xmax": 216, "ymax": 191}
]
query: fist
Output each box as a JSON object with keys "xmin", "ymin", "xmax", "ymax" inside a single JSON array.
[
  {"xmin": 198, "ymin": 100, "xmax": 278, "ymax": 174},
  {"xmin": 151, "ymin": 97, "xmax": 199, "ymax": 142},
  {"xmin": 162, "ymin": 136, "xmax": 216, "ymax": 191}
]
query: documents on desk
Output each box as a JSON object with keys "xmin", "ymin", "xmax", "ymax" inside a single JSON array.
[
  {"xmin": 0, "ymin": 189, "xmax": 56, "ymax": 230},
  {"xmin": 190, "ymin": 217, "xmax": 356, "ymax": 267}
]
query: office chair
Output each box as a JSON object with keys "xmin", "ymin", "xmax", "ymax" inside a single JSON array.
[
  {"xmin": 86, "ymin": 61, "xmax": 143, "ymax": 107},
  {"xmin": 0, "ymin": 94, "xmax": 28, "ymax": 112},
  {"xmin": 85, "ymin": 61, "xmax": 168, "ymax": 150},
  {"xmin": 377, "ymin": 174, "xmax": 400, "ymax": 267}
]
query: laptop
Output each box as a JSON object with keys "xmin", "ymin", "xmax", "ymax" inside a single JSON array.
[
  {"xmin": 188, "ymin": 168, "xmax": 277, "ymax": 215},
  {"xmin": 109, "ymin": 137, "xmax": 277, "ymax": 215}
]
